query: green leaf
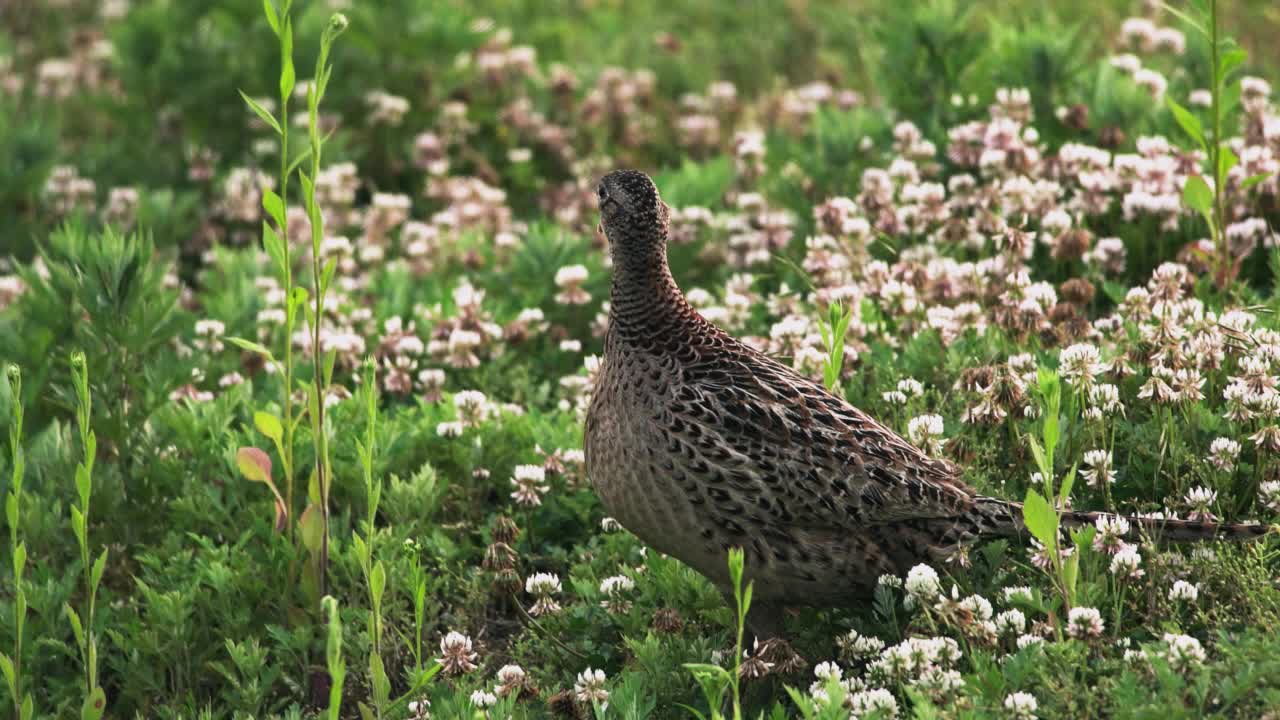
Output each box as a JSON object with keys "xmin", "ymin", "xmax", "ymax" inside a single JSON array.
[
  {"xmin": 75, "ymin": 464, "xmax": 91, "ymax": 508},
  {"xmin": 0, "ymin": 653, "xmax": 15, "ymax": 697},
  {"xmin": 262, "ymin": 0, "xmax": 280, "ymax": 35},
  {"xmin": 262, "ymin": 188, "xmax": 286, "ymax": 229},
  {"xmin": 1182, "ymin": 175, "xmax": 1214, "ymax": 218},
  {"xmin": 90, "ymin": 548, "xmax": 108, "ymax": 591},
  {"xmin": 1165, "ymin": 96, "xmax": 1206, "ymax": 150},
  {"xmin": 1059, "ymin": 462, "xmax": 1078, "ymax": 505},
  {"xmin": 1159, "ymin": 2, "xmax": 1205, "ymax": 36},
  {"xmin": 370, "ymin": 651, "xmax": 390, "ymax": 707},
  {"xmin": 5, "ymin": 493, "xmax": 16, "ymax": 528},
  {"xmin": 65, "ymin": 604, "xmax": 85, "ymax": 647},
  {"xmin": 1027, "ymin": 436, "xmax": 1050, "ymax": 482},
  {"xmin": 1219, "ymin": 145, "xmax": 1239, "ymax": 180},
  {"xmin": 323, "ymin": 595, "xmax": 343, "ymax": 670},
  {"xmin": 12, "ymin": 540, "xmax": 25, "ymax": 580},
  {"xmin": 239, "ymin": 91, "xmax": 282, "ymax": 136},
  {"xmin": 1218, "ymin": 48, "xmax": 1247, "ymax": 87},
  {"xmin": 1022, "ymin": 489, "xmax": 1059, "ymax": 549},
  {"xmin": 320, "ymin": 257, "xmax": 338, "ymax": 297},
  {"xmin": 370, "ymin": 561, "xmax": 386, "ymax": 607},
  {"xmin": 262, "ymin": 222, "xmax": 286, "ymax": 277},
  {"xmin": 299, "ymin": 503, "xmax": 324, "ymax": 553},
  {"xmin": 225, "ymin": 336, "xmax": 276, "ymax": 362},
  {"xmin": 254, "ymin": 412, "xmax": 284, "ymax": 446},
  {"xmin": 81, "ymin": 686, "xmax": 106, "ymax": 720},
  {"xmin": 280, "ymin": 21, "xmax": 296, "ymax": 101},
  {"xmin": 1243, "ymin": 171, "xmax": 1276, "ymax": 190},
  {"xmin": 236, "ymin": 447, "xmax": 273, "ymax": 484},
  {"xmin": 20, "ymin": 693, "xmax": 32, "ymax": 720}
]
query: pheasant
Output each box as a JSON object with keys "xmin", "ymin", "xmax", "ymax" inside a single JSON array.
[{"xmin": 583, "ymin": 169, "xmax": 1269, "ymax": 642}]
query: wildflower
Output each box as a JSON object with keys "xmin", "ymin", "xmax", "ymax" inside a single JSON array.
[
  {"xmin": 554, "ymin": 264, "xmax": 591, "ymax": 305},
  {"xmin": 1004, "ymin": 691, "xmax": 1039, "ymax": 719},
  {"xmin": 1168, "ymin": 580, "xmax": 1199, "ymax": 603},
  {"xmin": 525, "ymin": 572, "xmax": 563, "ymax": 616},
  {"xmin": 407, "ymin": 698, "xmax": 431, "ymax": 719},
  {"xmin": 849, "ymin": 688, "xmax": 898, "ymax": 717},
  {"xmin": 1260, "ymin": 481, "xmax": 1280, "ymax": 513},
  {"xmin": 1110, "ymin": 544, "xmax": 1145, "ymax": 579},
  {"xmin": 574, "ymin": 667, "xmax": 609, "ymax": 706},
  {"xmin": 738, "ymin": 638, "xmax": 774, "ymax": 679},
  {"xmin": 1066, "ymin": 607, "xmax": 1104, "ymax": 639},
  {"xmin": 1016, "ymin": 634, "xmax": 1045, "ymax": 650},
  {"xmin": 1081, "ymin": 449, "xmax": 1116, "ymax": 487},
  {"xmin": 600, "ymin": 574, "xmax": 635, "ymax": 612},
  {"xmin": 494, "ymin": 664, "xmax": 527, "ymax": 698},
  {"xmin": 1091, "ymin": 514, "xmax": 1130, "ymax": 554},
  {"xmin": 437, "ymin": 631, "xmax": 478, "ymax": 675},
  {"xmin": 907, "ymin": 414, "xmax": 945, "ymax": 455},
  {"xmin": 904, "ymin": 564, "xmax": 942, "ymax": 600},
  {"xmin": 837, "ymin": 629, "xmax": 886, "ymax": 661},
  {"xmin": 1184, "ymin": 486, "xmax": 1217, "ymax": 521},
  {"xmin": 1002, "ymin": 586, "xmax": 1034, "ymax": 605},
  {"xmin": 436, "ymin": 421, "xmax": 465, "ymax": 438},
  {"xmin": 995, "ymin": 609, "xmax": 1027, "ymax": 636},
  {"xmin": 877, "ymin": 573, "xmax": 903, "ymax": 589},
  {"xmin": 469, "ymin": 689, "xmax": 497, "ymax": 708},
  {"xmin": 652, "ymin": 607, "xmax": 685, "ymax": 633},
  {"xmin": 1030, "ymin": 539, "xmax": 1072, "ymax": 570},
  {"xmin": 600, "ymin": 516, "xmax": 623, "ymax": 532},
  {"xmin": 1158, "ymin": 633, "xmax": 1208, "ymax": 671},
  {"xmin": 1208, "ymin": 437, "xmax": 1241, "ymax": 472},
  {"xmin": 510, "ymin": 464, "xmax": 549, "ymax": 507}
]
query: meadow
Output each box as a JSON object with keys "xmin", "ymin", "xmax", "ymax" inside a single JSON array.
[{"xmin": 2, "ymin": 0, "xmax": 1280, "ymax": 717}]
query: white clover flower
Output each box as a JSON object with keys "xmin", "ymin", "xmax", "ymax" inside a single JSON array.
[
  {"xmin": 437, "ymin": 631, "xmax": 478, "ymax": 675},
  {"xmin": 1092, "ymin": 514, "xmax": 1130, "ymax": 553},
  {"xmin": 1004, "ymin": 691, "xmax": 1038, "ymax": 719},
  {"xmin": 1260, "ymin": 481, "xmax": 1280, "ymax": 513},
  {"xmin": 1081, "ymin": 449, "xmax": 1116, "ymax": 487},
  {"xmin": 848, "ymin": 687, "xmax": 898, "ymax": 717},
  {"xmin": 1002, "ymin": 586, "xmax": 1034, "ymax": 605},
  {"xmin": 1016, "ymin": 634, "xmax": 1045, "ymax": 650},
  {"xmin": 813, "ymin": 661, "xmax": 843, "ymax": 683},
  {"xmin": 1159, "ymin": 633, "xmax": 1208, "ymax": 671},
  {"xmin": 995, "ymin": 609, "xmax": 1027, "ymax": 635},
  {"xmin": 838, "ymin": 629, "xmax": 886, "ymax": 660},
  {"xmin": 574, "ymin": 667, "xmax": 609, "ymax": 706},
  {"xmin": 898, "ymin": 378, "xmax": 925, "ymax": 396},
  {"xmin": 1059, "ymin": 343, "xmax": 1103, "ymax": 386},
  {"xmin": 1184, "ymin": 486, "xmax": 1218, "ymax": 520},
  {"xmin": 907, "ymin": 414, "xmax": 945, "ymax": 455},
  {"xmin": 1208, "ymin": 437, "xmax": 1241, "ymax": 472},
  {"xmin": 1168, "ymin": 580, "xmax": 1199, "ymax": 603},
  {"xmin": 468, "ymin": 689, "xmax": 496, "ymax": 707},
  {"xmin": 904, "ymin": 564, "xmax": 942, "ymax": 600},
  {"xmin": 1067, "ymin": 607, "xmax": 1104, "ymax": 639}
]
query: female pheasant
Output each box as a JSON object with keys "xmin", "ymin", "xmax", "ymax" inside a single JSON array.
[{"xmin": 583, "ymin": 169, "xmax": 1267, "ymax": 641}]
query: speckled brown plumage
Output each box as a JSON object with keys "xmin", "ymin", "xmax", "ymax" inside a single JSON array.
[{"xmin": 583, "ymin": 169, "xmax": 1268, "ymax": 638}]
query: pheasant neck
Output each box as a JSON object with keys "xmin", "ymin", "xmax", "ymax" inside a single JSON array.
[{"xmin": 608, "ymin": 248, "xmax": 692, "ymax": 343}]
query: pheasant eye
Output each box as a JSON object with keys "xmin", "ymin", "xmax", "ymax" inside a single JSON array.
[{"xmin": 597, "ymin": 185, "xmax": 608, "ymax": 201}]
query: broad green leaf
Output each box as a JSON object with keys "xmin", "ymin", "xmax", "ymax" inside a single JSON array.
[
  {"xmin": 237, "ymin": 447, "xmax": 273, "ymax": 483},
  {"xmin": 1022, "ymin": 489, "xmax": 1059, "ymax": 549},
  {"xmin": 1165, "ymin": 96, "xmax": 1206, "ymax": 150},
  {"xmin": 299, "ymin": 503, "xmax": 324, "ymax": 552},
  {"xmin": 81, "ymin": 686, "xmax": 106, "ymax": 720},
  {"xmin": 1182, "ymin": 175, "xmax": 1214, "ymax": 217},
  {"xmin": 262, "ymin": 222, "xmax": 286, "ymax": 277},
  {"xmin": 262, "ymin": 188, "xmax": 286, "ymax": 228},
  {"xmin": 1219, "ymin": 145, "xmax": 1239, "ymax": 180},
  {"xmin": 1218, "ymin": 48, "xmax": 1247, "ymax": 87},
  {"xmin": 239, "ymin": 91, "xmax": 282, "ymax": 135},
  {"xmin": 254, "ymin": 412, "xmax": 284, "ymax": 446}
]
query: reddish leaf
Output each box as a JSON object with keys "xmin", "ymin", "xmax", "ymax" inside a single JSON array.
[{"xmin": 237, "ymin": 447, "xmax": 272, "ymax": 483}]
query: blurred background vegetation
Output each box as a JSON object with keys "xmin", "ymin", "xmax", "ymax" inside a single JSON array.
[{"xmin": 2, "ymin": 0, "xmax": 1279, "ymax": 258}]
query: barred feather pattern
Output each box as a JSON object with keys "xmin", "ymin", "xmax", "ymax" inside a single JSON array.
[{"xmin": 583, "ymin": 170, "xmax": 1268, "ymax": 630}]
